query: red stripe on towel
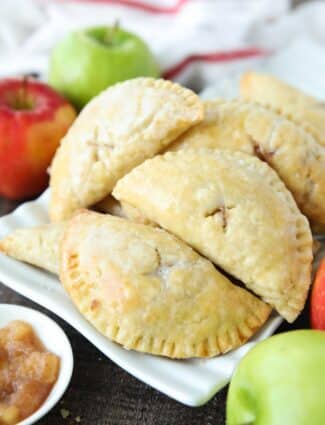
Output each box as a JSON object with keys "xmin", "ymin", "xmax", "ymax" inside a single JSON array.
[
  {"xmin": 55, "ymin": 0, "xmax": 188, "ymax": 14},
  {"xmin": 163, "ymin": 48, "xmax": 268, "ymax": 80}
]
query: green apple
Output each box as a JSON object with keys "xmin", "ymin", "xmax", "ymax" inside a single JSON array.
[
  {"xmin": 48, "ymin": 25, "xmax": 160, "ymax": 109},
  {"xmin": 227, "ymin": 330, "xmax": 325, "ymax": 425}
]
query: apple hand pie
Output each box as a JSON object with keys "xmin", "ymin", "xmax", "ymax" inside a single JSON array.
[
  {"xmin": 113, "ymin": 149, "xmax": 313, "ymax": 322},
  {"xmin": 240, "ymin": 72, "xmax": 325, "ymax": 147},
  {"xmin": 49, "ymin": 78, "xmax": 203, "ymax": 221},
  {"xmin": 0, "ymin": 222, "xmax": 65, "ymax": 274},
  {"xmin": 61, "ymin": 210, "xmax": 271, "ymax": 358},
  {"xmin": 169, "ymin": 100, "xmax": 325, "ymax": 232}
]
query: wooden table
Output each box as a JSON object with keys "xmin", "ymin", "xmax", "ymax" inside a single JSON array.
[{"xmin": 0, "ymin": 197, "xmax": 309, "ymax": 425}]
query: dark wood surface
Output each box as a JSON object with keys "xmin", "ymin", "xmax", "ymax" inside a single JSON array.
[{"xmin": 0, "ymin": 197, "xmax": 309, "ymax": 425}]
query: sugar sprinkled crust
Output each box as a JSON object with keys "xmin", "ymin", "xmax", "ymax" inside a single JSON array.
[
  {"xmin": 60, "ymin": 210, "xmax": 270, "ymax": 358},
  {"xmin": 169, "ymin": 99, "xmax": 325, "ymax": 232},
  {"xmin": 113, "ymin": 149, "xmax": 313, "ymax": 322},
  {"xmin": 0, "ymin": 222, "xmax": 65, "ymax": 274},
  {"xmin": 49, "ymin": 78, "xmax": 204, "ymax": 222},
  {"xmin": 240, "ymin": 71, "xmax": 325, "ymax": 147}
]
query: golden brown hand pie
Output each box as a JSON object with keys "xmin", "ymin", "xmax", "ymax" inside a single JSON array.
[
  {"xmin": 169, "ymin": 99, "xmax": 325, "ymax": 232},
  {"xmin": 60, "ymin": 210, "xmax": 270, "ymax": 358},
  {"xmin": 49, "ymin": 78, "xmax": 203, "ymax": 222},
  {"xmin": 113, "ymin": 149, "xmax": 313, "ymax": 322},
  {"xmin": 0, "ymin": 222, "xmax": 65, "ymax": 274},
  {"xmin": 240, "ymin": 72, "xmax": 325, "ymax": 147}
]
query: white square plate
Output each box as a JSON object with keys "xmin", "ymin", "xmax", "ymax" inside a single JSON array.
[
  {"xmin": 1, "ymin": 37, "xmax": 325, "ymax": 406},
  {"xmin": 0, "ymin": 190, "xmax": 282, "ymax": 406}
]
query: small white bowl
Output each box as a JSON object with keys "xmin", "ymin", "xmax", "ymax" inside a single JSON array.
[{"xmin": 0, "ymin": 304, "xmax": 74, "ymax": 425}]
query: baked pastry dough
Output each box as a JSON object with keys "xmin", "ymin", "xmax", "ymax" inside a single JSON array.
[
  {"xmin": 93, "ymin": 195, "xmax": 126, "ymax": 218},
  {"xmin": 168, "ymin": 99, "xmax": 250, "ymax": 152},
  {"xmin": 113, "ymin": 149, "xmax": 313, "ymax": 322},
  {"xmin": 60, "ymin": 210, "xmax": 271, "ymax": 358},
  {"xmin": 240, "ymin": 72, "xmax": 325, "ymax": 147},
  {"xmin": 94, "ymin": 195, "xmax": 156, "ymax": 226},
  {"xmin": 169, "ymin": 100, "xmax": 325, "ymax": 232},
  {"xmin": 49, "ymin": 78, "xmax": 203, "ymax": 221},
  {"xmin": 0, "ymin": 223, "xmax": 65, "ymax": 274}
]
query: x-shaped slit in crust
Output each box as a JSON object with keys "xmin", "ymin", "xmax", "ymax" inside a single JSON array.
[
  {"xmin": 204, "ymin": 205, "xmax": 235, "ymax": 231},
  {"xmin": 252, "ymin": 141, "xmax": 275, "ymax": 163},
  {"xmin": 86, "ymin": 141, "xmax": 99, "ymax": 162},
  {"xmin": 154, "ymin": 248, "xmax": 162, "ymax": 269},
  {"xmin": 78, "ymin": 131, "xmax": 115, "ymax": 200},
  {"xmin": 142, "ymin": 247, "xmax": 162, "ymax": 278},
  {"xmin": 87, "ymin": 127, "xmax": 116, "ymax": 150},
  {"xmin": 144, "ymin": 248, "xmax": 188, "ymax": 281},
  {"xmin": 87, "ymin": 140, "xmax": 115, "ymax": 150},
  {"xmin": 153, "ymin": 248, "xmax": 184, "ymax": 276}
]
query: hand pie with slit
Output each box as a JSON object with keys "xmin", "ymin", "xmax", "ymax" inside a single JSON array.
[
  {"xmin": 49, "ymin": 78, "xmax": 203, "ymax": 221},
  {"xmin": 113, "ymin": 149, "xmax": 313, "ymax": 322},
  {"xmin": 60, "ymin": 210, "xmax": 271, "ymax": 358},
  {"xmin": 169, "ymin": 99, "xmax": 325, "ymax": 232},
  {"xmin": 240, "ymin": 71, "xmax": 325, "ymax": 147}
]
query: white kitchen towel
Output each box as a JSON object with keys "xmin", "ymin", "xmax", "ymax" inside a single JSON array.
[
  {"xmin": 1, "ymin": 0, "xmax": 325, "ymax": 93},
  {"xmin": 0, "ymin": 0, "xmax": 287, "ymax": 86}
]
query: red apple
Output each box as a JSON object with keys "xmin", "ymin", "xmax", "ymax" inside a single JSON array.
[
  {"xmin": 311, "ymin": 258, "xmax": 325, "ymax": 330},
  {"xmin": 0, "ymin": 77, "xmax": 76, "ymax": 200}
]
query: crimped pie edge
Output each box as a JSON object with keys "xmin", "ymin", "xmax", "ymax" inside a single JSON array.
[
  {"xmin": 60, "ymin": 210, "xmax": 271, "ymax": 359},
  {"xmin": 113, "ymin": 149, "xmax": 313, "ymax": 322},
  {"xmin": 49, "ymin": 78, "xmax": 204, "ymax": 222}
]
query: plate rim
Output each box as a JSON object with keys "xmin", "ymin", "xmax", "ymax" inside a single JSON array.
[
  {"xmin": 0, "ymin": 191, "xmax": 283, "ymax": 406},
  {"xmin": 0, "ymin": 303, "xmax": 74, "ymax": 425}
]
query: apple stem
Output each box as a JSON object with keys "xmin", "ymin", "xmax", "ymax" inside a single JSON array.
[
  {"xmin": 113, "ymin": 19, "xmax": 120, "ymax": 33},
  {"xmin": 21, "ymin": 76, "xmax": 28, "ymax": 107},
  {"xmin": 105, "ymin": 20, "xmax": 120, "ymax": 46}
]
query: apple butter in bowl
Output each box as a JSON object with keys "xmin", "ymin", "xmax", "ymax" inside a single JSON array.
[{"xmin": 0, "ymin": 320, "xmax": 60, "ymax": 425}]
